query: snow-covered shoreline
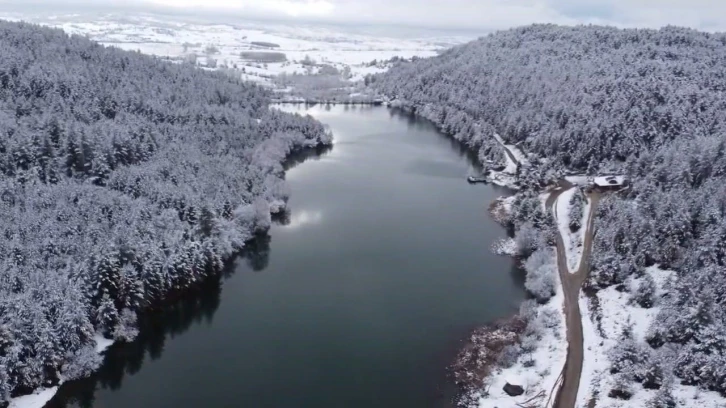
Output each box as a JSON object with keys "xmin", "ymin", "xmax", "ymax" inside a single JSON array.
[
  {"xmin": 8, "ymin": 388, "xmax": 59, "ymax": 408},
  {"xmin": 385, "ymin": 93, "xmax": 723, "ymax": 407},
  {"xmin": 475, "ymin": 259, "xmax": 567, "ymax": 408},
  {"xmin": 375, "ymin": 24, "xmax": 726, "ymax": 408},
  {"xmin": 469, "ymin": 191, "xmax": 568, "ymax": 408},
  {"xmin": 481, "ymin": 183, "xmax": 726, "ymax": 408},
  {"xmin": 8, "ymin": 335, "xmax": 114, "ymax": 408}
]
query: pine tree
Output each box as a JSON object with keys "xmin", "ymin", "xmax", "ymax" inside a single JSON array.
[
  {"xmin": 646, "ymin": 383, "xmax": 676, "ymax": 408},
  {"xmin": 95, "ymin": 294, "xmax": 119, "ymax": 337},
  {"xmin": 568, "ymin": 188, "xmax": 585, "ymax": 232},
  {"xmin": 0, "ymin": 361, "xmax": 10, "ymax": 402},
  {"xmin": 608, "ymin": 374, "xmax": 634, "ymax": 400},
  {"xmin": 0, "ymin": 20, "xmax": 332, "ymax": 402},
  {"xmin": 642, "ymin": 358, "xmax": 665, "ymax": 389},
  {"xmin": 633, "ymin": 273, "xmax": 657, "ymax": 308}
]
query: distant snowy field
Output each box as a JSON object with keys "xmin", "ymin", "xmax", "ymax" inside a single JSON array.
[{"xmin": 2, "ymin": 13, "xmax": 469, "ymax": 85}]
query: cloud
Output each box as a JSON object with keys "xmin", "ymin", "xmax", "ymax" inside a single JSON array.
[{"xmin": 3, "ymin": 0, "xmax": 726, "ymax": 31}]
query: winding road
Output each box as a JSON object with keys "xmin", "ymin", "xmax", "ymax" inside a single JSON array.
[
  {"xmin": 546, "ymin": 182, "xmax": 601, "ymax": 408},
  {"xmin": 494, "ymin": 135, "xmax": 600, "ymax": 407}
]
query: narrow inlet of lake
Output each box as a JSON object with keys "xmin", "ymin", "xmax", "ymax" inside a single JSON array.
[{"xmin": 49, "ymin": 105, "xmax": 526, "ymax": 408}]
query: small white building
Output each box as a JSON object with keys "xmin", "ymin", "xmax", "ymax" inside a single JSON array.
[{"xmin": 592, "ymin": 175, "xmax": 629, "ymax": 190}]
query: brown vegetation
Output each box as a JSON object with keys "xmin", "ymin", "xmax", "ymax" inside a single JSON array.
[
  {"xmin": 488, "ymin": 197, "xmax": 511, "ymax": 227},
  {"xmin": 450, "ymin": 316, "xmax": 527, "ymax": 406}
]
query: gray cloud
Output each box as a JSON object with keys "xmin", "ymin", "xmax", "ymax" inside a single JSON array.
[{"xmin": 3, "ymin": 0, "xmax": 726, "ymax": 31}]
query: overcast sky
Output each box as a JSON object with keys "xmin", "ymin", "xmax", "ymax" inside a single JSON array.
[{"xmin": 3, "ymin": 0, "xmax": 726, "ymax": 32}]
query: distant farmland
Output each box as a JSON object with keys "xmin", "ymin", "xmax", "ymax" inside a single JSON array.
[
  {"xmin": 240, "ymin": 51, "xmax": 287, "ymax": 62},
  {"xmin": 251, "ymin": 41, "xmax": 281, "ymax": 48}
]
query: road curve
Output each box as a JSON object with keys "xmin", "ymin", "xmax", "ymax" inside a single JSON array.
[
  {"xmin": 546, "ymin": 183, "xmax": 600, "ymax": 408},
  {"xmin": 494, "ymin": 134, "xmax": 521, "ymax": 169}
]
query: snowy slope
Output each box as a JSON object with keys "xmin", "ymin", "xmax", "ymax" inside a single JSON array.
[{"xmin": 577, "ymin": 266, "xmax": 726, "ymax": 408}]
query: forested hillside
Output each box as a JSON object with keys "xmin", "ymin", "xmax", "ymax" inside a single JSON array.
[
  {"xmin": 0, "ymin": 20, "xmax": 330, "ymax": 402},
  {"xmin": 373, "ymin": 25, "xmax": 726, "ymax": 397}
]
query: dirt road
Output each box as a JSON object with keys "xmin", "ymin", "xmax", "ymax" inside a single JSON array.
[
  {"xmin": 546, "ymin": 183, "xmax": 600, "ymax": 408},
  {"xmin": 494, "ymin": 134, "xmax": 521, "ymax": 170}
]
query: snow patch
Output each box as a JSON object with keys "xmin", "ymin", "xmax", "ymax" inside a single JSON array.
[
  {"xmin": 488, "ymin": 172, "xmax": 519, "ymax": 189},
  {"xmin": 576, "ymin": 283, "xmax": 656, "ymax": 406},
  {"xmin": 8, "ymin": 386, "xmax": 59, "ymax": 408},
  {"xmin": 8, "ymin": 335, "xmax": 115, "ymax": 407},
  {"xmin": 500, "ymin": 196, "xmax": 516, "ymax": 214},
  {"xmin": 94, "ymin": 333, "xmax": 115, "ymax": 353},
  {"xmin": 645, "ymin": 265, "xmax": 676, "ymax": 293},
  {"xmin": 670, "ymin": 384, "xmax": 726, "ymax": 408},
  {"xmin": 593, "ymin": 175, "xmax": 626, "ymax": 187}
]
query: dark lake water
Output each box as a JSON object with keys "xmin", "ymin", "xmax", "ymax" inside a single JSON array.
[{"xmin": 49, "ymin": 105, "xmax": 525, "ymax": 408}]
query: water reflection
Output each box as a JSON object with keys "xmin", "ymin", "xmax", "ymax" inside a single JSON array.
[
  {"xmin": 272, "ymin": 204, "xmax": 323, "ymax": 230},
  {"xmin": 48, "ymin": 106, "xmax": 526, "ymax": 408},
  {"xmin": 47, "ymin": 274, "xmax": 224, "ymax": 408},
  {"xmin": 237, "ymin": 233, "xmax": 272, "ymax": 273},
  {"xmin": 283, "ymin": 144, "xmax": 333, "ymax": 171},
  {"xmin": 387, "ymin": 108, "xmax": 483, "ymax": 170},
  {"xmin": 47, "ymin": 155, "xmax": 312, "ymax": 408},
  {"xmin": 403, "ymin": 158, "xmax": 470, "ymax": 180},
  {"xmin": 285, "ymin": 209, "xmax": 323, "ymax": 229}
]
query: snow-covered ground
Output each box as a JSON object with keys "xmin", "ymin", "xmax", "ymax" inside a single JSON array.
[
  {"xmin": 552, "ymin": 187, "xmax": 590, "ymax": 273},
  {"xmin": 8, "ymin": 387, "xmax": 59, "ymax": 408},
  {"xmin": 506, "ymin": 144, "xmax": 528, "ymax": 167},
  {"xmin": 565, "ymin": 175, "xmax": 590, "ymax": 186},
  {"xmin": 486, "ymin": 134, "xmax": 527, "ymax": 189},
  {"xmin": 501, "ymin": 196, "xmax": 516, "ymax": 213},
  {"xmin": 477, "ymin": 262, "xmax": 567, "ymax": 408},
  {"xmin": 8, "ymin": 334, "xmax": 115, "ymax": 408},
  {"xmin": 493, "ymin": 133, "xmax": 528, "ymax": 169},
  {"xmin": 492, "ymin": 237, "xmax": 517, "ymax": 256},
  {"xmin": 490, "ymin": 196, "xmax": 516, "ymax": 254},
  {"xmin": 594, "ymin": 175, "xmax": 627, "ymax": 188},
  {"xmin": 566, "ymin": 175, "xmax": 629, "ymax": 190},
  {"xmin": 94, "ymin": 333, "xmax": 115, "ymax": 353},
  {"xmin": 494, "ymin": 134, "xmax": 518, "ymax": 174},
  {"xmin": 577, "ymin": 266, "xmax": 726, "ymax": 408},
  {"xmin": 489, "ymin": 172, "xmax": 518, "ymax": 188},
  {"xmin": 2, "ymin": 12, "xmax": 468, "ymax": 87}
]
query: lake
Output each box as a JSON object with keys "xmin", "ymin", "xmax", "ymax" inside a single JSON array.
[{"xmin": 48, "ymin": 105, "xmax": 525, "ymax": 408}]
